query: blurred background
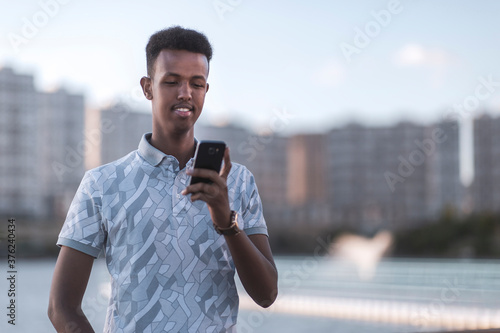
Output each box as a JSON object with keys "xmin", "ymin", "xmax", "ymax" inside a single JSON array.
[{"xmin": 1, "ymin": 0, "xmax": 500, "ymax": 332}]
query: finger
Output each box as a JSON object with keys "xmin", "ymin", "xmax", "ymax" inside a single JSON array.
[
  {"xmin": 220, "ymin": 147, "xmax": 232, "ymax": 179},
  {"xmin": 182, "ymin": 182, "xmax": 221, "ymax": 198},
  {"xmin": 188, "ymin": 168, "xmax": 220, "ymax": 183},
  {"xmin": 190, "ymin": 192, "xmax": 202, "ymax": 202},
  {"xmin": 189, "ymin": 167, "xmax": 227, "ymax": 189},
  {"xmin": 182, "ymin": 182, "xmax": 210, "ymax": 195},
  {"xmin": 190, "ymin": 191, "xmax": 218, "ymax": 203}
]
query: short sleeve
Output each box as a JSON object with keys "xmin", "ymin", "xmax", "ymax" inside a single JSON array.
[
  {"xmin": 240, "ymin": 168, "xmax": 268, "ymax": 237},
  {"xmin": 57, "ymin": 171, "xmax": 107, "ymax": 258}
]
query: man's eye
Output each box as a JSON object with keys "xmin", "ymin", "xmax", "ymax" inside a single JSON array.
[
  {"xmin": 192, "ymin": 83, "xmax": 204, "ymax": 88},
  {"xmin": 164, "ymin": 81, "xmax": 177, "ymax": 85}
]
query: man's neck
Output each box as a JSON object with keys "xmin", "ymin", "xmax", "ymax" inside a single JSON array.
[{"xmin": 150, "ymin": 131, "xmax": 196, "ymax": 170}]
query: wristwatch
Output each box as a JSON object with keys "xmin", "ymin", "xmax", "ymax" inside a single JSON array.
[{"xmin": 213, "ymin": 210, "xmax": 240, "ymax": 236}]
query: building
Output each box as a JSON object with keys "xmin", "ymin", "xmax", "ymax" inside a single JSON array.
[
  {"xmin": 286, "ymin": 134, "xmax": 330, "ymax": 227},
  {"xmin": 0, "ymin": 67, "xmax": 85, "ymax": 218},
  {"xmin": 0, "ymin": 67, "xmax": 42, "ymax": 216},
  {"xmin": 425, "ymin": 121, "xmax": 462, "ymax": 215},
  {"xmin": 326, "ymin": 121, "xmax": 461, "ymax": 233},
  {"xmin": 472, "ymin": 114, "xmax": 500, "ymax": 212},
  {"xmin": 247, "ymin": 133, "xmax": 288, "ymax": 227}
]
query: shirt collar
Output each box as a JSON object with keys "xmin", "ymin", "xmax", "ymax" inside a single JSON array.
[{"xmin": 138, "ymin": 133, "xmax": 198, "ymax": 167}]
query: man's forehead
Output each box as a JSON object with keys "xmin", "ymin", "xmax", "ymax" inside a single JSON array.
[{"xmin": 154, "ymin": 49, "xmax": 209, "ymax": 77}]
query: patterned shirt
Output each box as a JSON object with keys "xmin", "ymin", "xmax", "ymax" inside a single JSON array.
[{"xmin": 57, "ymin": 133, "xmax": 268, "ymax": 333}]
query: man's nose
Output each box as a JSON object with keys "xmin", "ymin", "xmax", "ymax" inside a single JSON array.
[{"xmin": 178, "ymin": 82, "xmax": 192, "ymax": 100}]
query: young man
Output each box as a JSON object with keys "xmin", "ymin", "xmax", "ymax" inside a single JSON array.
[{"xmin": 48, "ymin": 26, "xmax": 278, "ymax": 332}]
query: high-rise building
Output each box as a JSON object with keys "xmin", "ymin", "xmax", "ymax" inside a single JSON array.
[
  {"xmin": 0, "ymin": 67, "xmax": 42, "ymax": 216},
  {"xmin": 287, "ymin": 134, "xmax": 327, "ymax": 206},
  {"xmin": 472, "ymin": 114, "xmax": 500, "ymax": 212},
  {"xmin": 0, "ymin": 67, "xmax": 85, "ymax": 218},
  {"xmin": 325, "ymin": 121, "xmax": 461, "ymax": 232},
  {"xmin": 286, "ymin": 134, "xmax": 330, "ymax": 227},
  {"xmin": 247, "ymin": 133, "xmax": 288, "ymax": 227},
  {"xmin": 425, "ymin": 121, "xmax": 462, "ymax": 215}
]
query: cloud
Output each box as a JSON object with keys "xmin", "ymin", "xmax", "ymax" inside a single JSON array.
[
  {"xmin": 393, "ymin": 43, "xmax": 459, "ymax": 88},
  {"xmin": 312, "ymin": 60, "xmax": 346, "ymax": 86},
  {"xmin": 393, "ymin": 43, "xmax": 456, "ymax": 67}
]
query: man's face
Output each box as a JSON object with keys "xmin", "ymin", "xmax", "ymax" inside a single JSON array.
[{"xmin": 143, "ymin": 49, "xmax": 209, "ymax": 135}]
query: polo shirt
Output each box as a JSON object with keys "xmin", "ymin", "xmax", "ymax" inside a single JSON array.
[{"xmin": 57, "ymin": 133, "xmax": 268, "ymax": 333}]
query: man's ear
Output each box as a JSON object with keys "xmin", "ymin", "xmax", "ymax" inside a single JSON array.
[
  {"xmin": 140, "ymin": 76, "xmax": 153, "ymax": 100},
  {"xmin": 206, "ymin": 82, "xmax": 209, "ymax": 93}
]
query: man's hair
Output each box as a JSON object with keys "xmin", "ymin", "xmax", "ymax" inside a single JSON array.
[{"xmin": 146, "ymin": 26, "xmax": 213, "ymax": 77}]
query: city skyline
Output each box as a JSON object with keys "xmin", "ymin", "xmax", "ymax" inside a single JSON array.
[
  {"xmin": 3, "ymin": 63, "xmax": 497, "ymax": 188},
  {"xmin": 3, "ymin": 64, "xmax": 500, "ymax": 233}
]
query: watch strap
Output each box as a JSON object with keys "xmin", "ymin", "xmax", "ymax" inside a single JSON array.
[{"xmin": 213, "ymin": 210, "xmax": 240, "ymax": 236}]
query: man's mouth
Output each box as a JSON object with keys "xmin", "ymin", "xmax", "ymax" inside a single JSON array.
[{"xmin": 173, "ymin": 105, "xmax": 193, "ymax": 117}]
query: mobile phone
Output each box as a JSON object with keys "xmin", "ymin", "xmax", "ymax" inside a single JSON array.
[{"xmin": 189, "ymin": 140, "xmax": 226, "ymax": 185}]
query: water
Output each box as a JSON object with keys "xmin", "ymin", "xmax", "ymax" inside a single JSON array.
[{"xmin": 1, "ymin": 256, "xmax": 499, "ymax": 332}]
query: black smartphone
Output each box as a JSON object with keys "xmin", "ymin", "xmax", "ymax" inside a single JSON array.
[{"xmin": 189, "ymin": 140, "xmax": 226, "ymax": 185}]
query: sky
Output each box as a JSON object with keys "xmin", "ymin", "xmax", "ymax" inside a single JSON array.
[{"xmin": 1, "ymin": 0, "xmax": 500, "ymax": 183}]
